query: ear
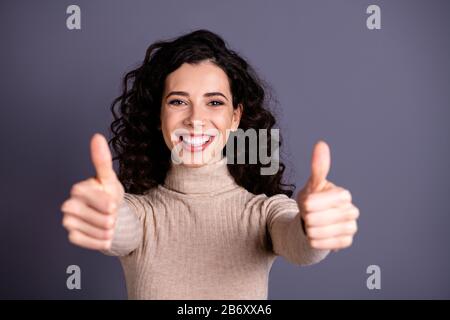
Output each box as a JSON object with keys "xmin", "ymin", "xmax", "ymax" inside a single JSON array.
[{"xmin": 231, "ymin": 103, "xmax": 243, "ymax": 131}]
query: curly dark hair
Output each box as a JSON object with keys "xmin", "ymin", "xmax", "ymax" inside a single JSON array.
[{"xmin": 109, "ymin": 29, "xmax": 296, "ymax": 197}]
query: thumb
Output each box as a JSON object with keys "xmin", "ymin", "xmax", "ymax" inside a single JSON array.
[
  {"xmin": 90, "ymin": 133, "xmax": 116, "ymax": 185},
  {"xmin": 308, "ymin": 140, "xmax": 331, "ymax": 192}
]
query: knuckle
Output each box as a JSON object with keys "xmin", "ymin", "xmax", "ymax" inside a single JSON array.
[
  {"xmin": 61, "ymin": 201, "xmax": 70, "ymax": 213},
  {"xmin": 99, "ymin": 228, "xmax": 111, "ymax": 240},
  {"xmin": 307, "ymin": 227, "xmax": 318, "ymax": 238},
  {"xmin": 346, "ymin": 222, "xmax": 357, "ymax": 234},
  {"xmin": 106, "ymin": 200, "xmax": 117, "ymax": 214},
  {"xmin": 104, "ymin": 229, "xmax": 114, "ymax": 240},
  {"xmin": 108, "ymin": 216, "xmax": 116, "ymax": 228},
  {"xmin": 102, "ymin": 240, "xmax": 112, "ymax": 251},
  {"xmin": 342, "ymin": 222, "xmax": 350, "ymax": 233},
  {"xmin": 98, "ymin": 192, "xmax": 114, "ymax": 212},
  {"xmin": 65, "ymin": 200, "xmax": 78, "ymax": 214},
  {"xmin": 70, "ymin": 217, "xmax": 79, "ymax": 229},
  {"xmin": 101, "ymin": 218, "xmax": 110, "ymax": 229},
  {"xmin": 353, "ymin": 207, "xmax": 360, "ymax": 219},
  {"xmin": 61, "ymin": 217, "xmax": 68, "ymax": 229},
  {"xmin": 62, "ymin": 216, "xmax": 72, "ymax": 229},
  {"xmin": 346, "ymin": 207, "xmax": 359, "ymax": 221},
  {"xmin": 68, "ymin": 231, "xmax": 79, "ymax": 244},
  {"xmin": 347, "ymin": 237, "xmax": 353, "ymax": 247},
  {"xmin": 103, "ymin": 217, "xmax": 115, "ymax": 229},
  {"xmin": 341, "ymin": 189, "xmax": 352, "ymax": 202},
  {"xmin": 303, "ymin": 214, "xmax": 313, "ymax": 227},
  {"xmin": 309, "ymin": 239, "xmax": 318, "ymax": 249},
  {"xmin": 303, "ymin": 196, "xmax": 315, "ymax": 212},
  {"xmin": 339, "ymin": 236, "xmax": 353, "ymax": 248},
  {"xmin": 70, "ymin": 184, "xmax": 83, "ymax": 197}
]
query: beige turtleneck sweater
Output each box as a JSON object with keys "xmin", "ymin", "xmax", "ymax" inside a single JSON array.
[{"xmin": 102, "ymin": 157, "xmax": 330, "ymax": 299}]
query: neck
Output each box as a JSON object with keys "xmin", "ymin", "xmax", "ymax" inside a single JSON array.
[{"xmin": 162, "ymin": 156, "xmax": 239, "ymax": 195}]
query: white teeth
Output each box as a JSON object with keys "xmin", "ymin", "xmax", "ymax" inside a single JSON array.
[{"xmin": 181, "ymin": 135, "xmax": 210, "ymax": 146}]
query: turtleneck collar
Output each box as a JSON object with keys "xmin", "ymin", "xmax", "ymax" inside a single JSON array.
[{"xmin": 162, "ymin": 156, "xmax": 239, "ymax": 195}]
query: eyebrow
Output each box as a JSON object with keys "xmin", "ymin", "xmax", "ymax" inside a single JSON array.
[{"xmin": 165, "ymin": 91, "xmax": 229, "ymax": 101}]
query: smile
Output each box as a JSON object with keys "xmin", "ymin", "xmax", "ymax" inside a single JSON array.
[{"xmin": 178, "ymin": 134, "xmax": 215, "ymax": 152}]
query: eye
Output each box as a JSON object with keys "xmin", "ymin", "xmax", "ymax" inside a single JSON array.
[
  {"xmin": 168, "ymin": 99, "xmax": 187, "ymax": 106},
  {"xmin": 209, "ymin": 100, "xmax": 224, "ymax": 106}
]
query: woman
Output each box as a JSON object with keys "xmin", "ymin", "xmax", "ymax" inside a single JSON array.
[{"xmin": 60, "ymin": 29, "xmax": 359, "ymax": 299}]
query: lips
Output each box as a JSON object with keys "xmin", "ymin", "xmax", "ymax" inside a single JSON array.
[
  {"xmin": 180, "ymin": 134, "xmax": 210, "ymax": 145},
  {"xmin": 177, "ymin": 134, "xmax": 215, "ymax": 152}
]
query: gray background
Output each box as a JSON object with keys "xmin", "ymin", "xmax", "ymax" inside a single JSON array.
[{"xmin": 1, "ymin": 0, "xmax": 449, "ymax": 299}]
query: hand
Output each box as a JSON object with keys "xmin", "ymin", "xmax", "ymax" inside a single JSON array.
[
  {"xmin": 60, "ymin": 133, "xmax": 125, "ymax": 250},
  {"xmin": 296, "ymin": 140, "xmax": 359, "ymax": 251}
]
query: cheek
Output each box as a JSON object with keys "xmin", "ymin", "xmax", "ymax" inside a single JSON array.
[
  {"xmin": 161, "ymin": 126, "xmax": 171, "ymax": 147},
  {"xmin": 213, "ymin": 114, "xmax": 235, "ymax": 145},
  {"xmin": 214, "ymin": 108, "xmax": 235, "ymax": 128},
  {"xmin": 160, "ymin": 111, "xmax": 178, "ymax": 148}
]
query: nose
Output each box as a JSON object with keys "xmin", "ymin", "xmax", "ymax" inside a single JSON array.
[{"xmin": 183, "ymin": 104, "xmax": 206, "ymax": 130}]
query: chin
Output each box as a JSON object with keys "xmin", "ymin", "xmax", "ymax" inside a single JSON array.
[
  {"xmin": 181, "ymin": 162, "xmax": 206, "ymax": 168},
  {"xmin": 180, "ymin": 153, "xmax": 215, "ymax": 167}
]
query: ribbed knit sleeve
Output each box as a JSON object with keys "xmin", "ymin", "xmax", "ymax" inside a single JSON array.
[
  {"xmin": 263, "ymin": 194, "xmax": 330, "ymax": 266},
  {"xmin": 101, "ymin": 193, "xmax": 146, "ymax": 257}
]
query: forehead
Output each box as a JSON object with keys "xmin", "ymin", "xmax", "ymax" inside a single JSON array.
[{"xmin": 164, "ymin": 61, "xmax": 231, "ymax": 95}]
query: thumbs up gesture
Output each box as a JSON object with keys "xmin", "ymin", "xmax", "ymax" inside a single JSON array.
[
  {"xmin": 297, "ymin": 141, "xmax": 359, "ymax": 251},
  {"xmin": 60, "ymin": 134, "xmax": 125, "ymax": 250}
]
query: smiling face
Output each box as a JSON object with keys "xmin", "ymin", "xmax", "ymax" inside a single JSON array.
[{"xmin": 160, "ymin": 60, "xmax": 242, "ymax": 167}]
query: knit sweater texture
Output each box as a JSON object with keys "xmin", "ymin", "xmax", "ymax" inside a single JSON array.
[{"xmin": 102, "ymin": 157, "xmax": 330, "ymax": 299}]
